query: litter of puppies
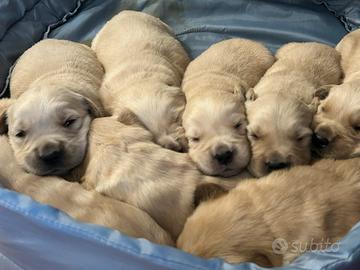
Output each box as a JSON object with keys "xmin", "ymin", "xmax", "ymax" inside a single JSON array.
[{"xmin": 0, "ymin": 10, "xmax": 359, "ymax": 268}]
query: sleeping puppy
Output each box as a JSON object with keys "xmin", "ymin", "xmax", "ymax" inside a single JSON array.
[
  {"xmin": 246, "ymin": 42, "xmax": 342, "ymax": 177},
  {"xmin": 0, "ymin": 39, "xmax": 104, "ymax": 176},
  {"xmin": 182, "ymin": 38, "xmax": 274, "ymax": 177},
  {"xmin": 92, "ymin": 11, "xmax": 190, "ymax": 151},
  {"xmin": 177, "ymin": 157, "xmax": 360, "ymax": 267},
  {"xmin": 79, "ymin": 113, "xmax": 240, "ymax": 241},
  {"xmin": 0, "ymin": 99, "xmax": 239, "ymax": 242},
  {"xmin": 312, "ymin": 29, "xmax": 360, "ymax": 159},
  {"xmin": 0, "ymin": 129, "xmax": 172, "ymax": 246}
]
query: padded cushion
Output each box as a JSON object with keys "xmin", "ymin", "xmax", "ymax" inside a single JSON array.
[{"xmin": 0, "ymin": 1, "xmax": 359, "ymax": 269}]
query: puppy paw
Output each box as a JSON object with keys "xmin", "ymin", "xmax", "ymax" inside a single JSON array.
[
  {"xmin": 156, "ymin": 134, "xmax": 182, "ymax": 151},
  {"xmin": 174, "ymin": 126, "xmax": 189, "ymax": 152}
]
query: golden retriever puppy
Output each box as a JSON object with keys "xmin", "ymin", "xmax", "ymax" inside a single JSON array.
[
  {"xmin": 0, "ymin": 39, "xmax": 104, "ymax": 176},
  {"xmin": 177, "ymin": 157, "xmax": 360, "ymax": 267},
  {"xmin": 246, "ymin": 42, "xmax": 342, "ymax": 177},
  {"xmin": 312, "ymin": 29, "xmax": 360, "ymax": 158},
  {"xmin": 182, "ymin": 38, "xmax": 274, "ymax": 177},
  {"xmin": 0, "ymin": 134, "xmax": 173, "ymax": 246},
  {"xmin": 0, "ymin": 98, "xmax": 238, "ymax": 242},
  {"xmin": 79, "ymin": 113, "xmax": 240, "ymax": 241},
  {"xmin": 92, "ymin": 11, "xmax": 190, "ymax": 151}
]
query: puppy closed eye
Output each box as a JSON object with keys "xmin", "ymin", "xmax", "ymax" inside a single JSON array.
[
  {"xmin": 319, "ymin": 105, "xmax": 327, "ymax": 113},
  {"xmin": 353, "ymin": 126, "xmax": 360, "ymax": 133},
  {"xmin": 234, "ymin": 122, "xmax": 242, "ymax": 129},
  {"xmin": 15, "ymin": 130, "xmax": 26, "ymax": 138},
  {"xmin": 63, "ymin": 118, "xmax": 78, "ymax": 128},
  {"xmin": 296, "ymin": 135, "xmax": 308, "ymax": 142},
  {"xmin": 190, "ymin": 137, "xmax": 200, "ymax": 143},
  {"xmin": 249, "ymin": 131, "xmax": 260, "ymax": 140},
  {"xmin": 295, "ymin": 131, "xmax": 312, "ymax": 143}
]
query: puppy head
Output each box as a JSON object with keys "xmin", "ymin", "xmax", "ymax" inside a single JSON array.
[
  {"xmin": 312, "ymin": 83, "xmax": 360, "ymax": 159},
  {"xmin": 183, "ymin": 92, "xmax": 250, "ymax": 177},
  {"xmin": 246, "ymin": 93, "xmax": 313, "ymax": 177},
  {"xmin": 5, "ymin": 86, "xmax": 97, "ymax": 176}
]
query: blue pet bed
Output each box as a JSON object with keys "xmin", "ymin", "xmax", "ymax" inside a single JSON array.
[{"xmin": 0, "ymin": 1, "xmax": 360, "ymax": 269}]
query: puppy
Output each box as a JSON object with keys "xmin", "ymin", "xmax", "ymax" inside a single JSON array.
[
  {"xmin": 246, "ymin": 42, "xmax": 342, "ymax": 177},
  {"xmin": 0, "ymin": 134, "xmax": 173, "ymax": 246},
  {"xmin": 182, "ymin": 38, "xmax": 274, "ymax": 177},
  {"xmin": 92, "ymin": 11, "xmax": 190, "ymax": 151},
  {"xmin": 1, "ymin": 98, "xmax": 239, "ymax": 242},
  {"xmin": 0, "ymin": 39, "xmax": 104, "ymax": 176},
  {"xmin": 177, "ymin": 157, "xmax": 360, "ymax": 267},
  {"xmin": 312, "ymin": 29, "xmax": 360, "ymax": 159},
  {"xmin": 79, "ymin": 113, "xmax": 240, "ymax": 241}
]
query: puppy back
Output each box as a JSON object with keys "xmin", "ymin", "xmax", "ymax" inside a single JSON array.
[
  {"xmin": 10, "ymin": 39, "xmax": 104, "ymax": 114},
  {"xmin": 183, "ymin": 38, "xmax": 274, "ymax": 94},
  {"xmin": 336, "ymin": 29, "xmax": 360, "ymax": 82},
  {"xmin": 92, "ymin": 10, "xmax": 190, "ymax": 77},
  {"xmin": 275, "ymin": 42, "xmax": 342, "ymax": 87}
]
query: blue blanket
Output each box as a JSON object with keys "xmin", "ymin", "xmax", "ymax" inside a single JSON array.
[{"xmin": 0, "ymin": 1, "xmax": 359, "ymax": 269}]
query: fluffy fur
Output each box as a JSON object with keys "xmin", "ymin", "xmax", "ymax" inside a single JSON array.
[
  {"xmin": 182, "ymin": 38, "xmax": 274, "ymax": 177},
  {"xmin": 0, "ymin": 39, "xmax": 104, "ymax": 176},
  {"xmin": 312, "ymin": 29, "xmax": 360, "ymax": 159},
  {"xmin": 246, "ymin": 42, "xmax": 342, "ymax": 177},
  {"xmin": 177, "ymin": 157, "xmax": 360, "ymax": 267},
  {"xmin": 80, "ymin": 115, "xmax": 241, "ymax": 240},
  {"xmin": 0, "ymin": 126, "xmax": 172, "ymax": 245},
  {"xmin": 92, "ymin": 11, "xmax": 190, "ymax": 151}
]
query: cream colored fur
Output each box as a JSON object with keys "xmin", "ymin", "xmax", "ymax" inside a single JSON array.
[
  {"xmin": 177, "ymin": 157, "xmax": 360, "ymax": 267},
  {"xmin": 80, "ymin": 115, "xmax": 241, "ymax": 241},
  {"xmin": 246, "ymin": 42, "xmax": 342, "ymax": 177},
  {"xmin": 0, "ymin": 39, "xmax": 104, "ymax": 176},
  {"xmin": 0, "ymin": 98, "xmax": 172, "ymax": 245},
  {"xmin": 92, "ymin": 11, "xmax": 190, "ymax": 151},
  {"xmin": 313, "ymin": 29, "xmax": 360, "ymax": 159},
  {"xmin": 182, "ymin": 38, "xmax": 274, "ymax": 177},
  {"xmin": 0, "ymin": 97, "xmax": 241, "ymax": 243}
]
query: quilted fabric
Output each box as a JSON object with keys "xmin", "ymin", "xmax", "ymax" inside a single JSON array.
[
  {"xmin": 0, "ymin": 1, "xmax": 359, "ymax": 269},
  {"xmin": 313, "ymin": 0, "xmax": 360, "ymax": 31},
  {"xmin": 0, "ymin": 0, "xmax": 353, "ymax": 97}
]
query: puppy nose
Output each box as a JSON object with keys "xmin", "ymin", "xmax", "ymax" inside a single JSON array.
[
  {"xmin": 266, "ymin": 161, "xmax": 291, "ymax": 171},
  {"xmin": 38, "ymin": 142, "xmax": 64, "ymax": 163},
  {"xmin": 215, "ymin": 150, "xmax": 234, "ymax": 165},
  {"xmin": 312, "ymin": 133, "xmax": 329, "ymax": 148}
]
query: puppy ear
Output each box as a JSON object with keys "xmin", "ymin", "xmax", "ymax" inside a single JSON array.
[
  {"xmin": 0, "ymin": 111, "xmax": 8, "ymax": 135},
  {"xmin": 82, "ymin": 96, "xmax": 104, "ymax": 118},
  {"xmin": 0, "ymin": 99, "xmax": 15, "ymax": 135},
  {"xmin": 116, "ymin": 108, "xmax": 144, "ymax": 127},
  {"xmin": 193, "ymin": 182, "xmax": 228, "ymax": 208},
  {"xmin": 70, "ymin": 91, "xmax": 104, "ymax": 118},
  {"xmin": 314, "ymin": 85, "xmax": 334, "ymax": 100}
]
